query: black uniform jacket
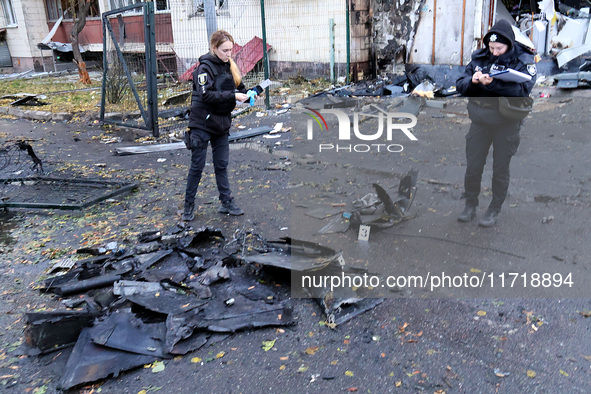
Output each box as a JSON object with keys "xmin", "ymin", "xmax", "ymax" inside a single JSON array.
[
  {"xmin": 188, "ymin": 52, "xmax": 246, "ymax": 134},
  {"xmin": 456, "ymin": 20, "xmax": 536, "ymax": 124}
]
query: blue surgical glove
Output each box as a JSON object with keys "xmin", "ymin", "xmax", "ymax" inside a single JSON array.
[{"xmin": 246, "ymin": 90, "xmax": 257, "ymax": 106}]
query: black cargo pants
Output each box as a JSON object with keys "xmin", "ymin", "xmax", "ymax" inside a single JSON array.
[
  {"xmin": 184, "ymin": 129, "xmax": 232, "ymax": 208},
  {"xmin": 464, "ymin": 120, "xmax": 522, "ymax": 212}
]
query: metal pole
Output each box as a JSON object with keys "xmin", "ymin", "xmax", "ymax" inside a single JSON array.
[
  {"xmin": 260, "ymin": 0, "xmax": 270, "ymax": 110},
  {"xmin": 145, "ymin": 1, "xmax": 159, "ymax": 137},
  {"xmin": 329, "ymin": 18, "xmax": 335, "ymax": 83},
  {"xmin": 100, "ymin": 15, "xmax": 108, "ymax": 123},
  {"xmin": 346, "ymin": 0, "xmax": 351, "ymax": 84},
  {"xmin": 204, "ymin": 0, "xmax": 218, "ymax": 40}
]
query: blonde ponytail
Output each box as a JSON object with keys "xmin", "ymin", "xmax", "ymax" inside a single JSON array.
[
  {"xmin": 229, "ymin": 58, "xmax": 242, "ymax": 87},
  {"xmin": 209, "ymin": 30, "xmax": 242, "ymax": 87}
]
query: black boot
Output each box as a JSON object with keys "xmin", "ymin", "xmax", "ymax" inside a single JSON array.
[
  {"xmin": 479, "ymin": 208, "xmax": 499, "ymax": 227},
  {"xmin": 457, "ymin": 206, "xmax": 476, "ymax": 222},
  {"xmin": 218, "ymin": 199, "xmax": 244, "ymax": 216},
  {"xmin": 182, "ymin": 203, "xmax": 195, "ymax": 221}
]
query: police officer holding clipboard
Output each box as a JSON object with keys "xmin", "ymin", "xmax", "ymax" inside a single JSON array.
[{"xmin": 456, "ymin": 20, "xmax": 537, "ymax": 227}]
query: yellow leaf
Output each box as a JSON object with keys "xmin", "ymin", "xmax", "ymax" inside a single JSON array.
[
  {"xmin": 138, "ymin": 391, "xmax": 147, "ymax": 394},
  {"xmin": 345, "ymin": 370, "xmax": 354, "ymax": 377},
  {"xmin": 395, "ymin": 381, "xmax": 402, "ymax": 387},
  {"xmin": 559, "ymin": 370, "xmax": 569, "ymax": 377},
  {"xmin": 191, "ymin": 357, "xmax": 202, "ymax": 363},
  {"xmin": 470, "ymin": 268, "xmax": 482, "ymax": 273},
  {"xmin": 279, "ymin": 365, "xmax": 286, "ymax": 370},
  {"xmin": 215, "ymin": 351, "xmax": 225, "ymax": 359},
  {"xmin": 526, "ymin": 370, "xmax": 537, "ymax": 378},
  {"xmin": 477, "ymin": 310, "xmax": 487, "ymax": 316},
  {"xmin": 331, "ymin": 360, "xmax": 338, "ymax": 365},
  {"xmin": 305, "ymin": 346, "xmax": 320, "ymax": 355},
  {"xmin": 262, "ymin": 339, "xmax": 276, "ymax": 351}
]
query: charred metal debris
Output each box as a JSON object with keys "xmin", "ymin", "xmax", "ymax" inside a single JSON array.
[
  {"xmin": 23, "ymin": 225, "xmax": 382, "ymax": 390},
  {"xmin": 309, "ymin": 170, "xmax": 419, "ymax": 235},
  {"xmin": 1, "ymin": 141, "xmax": 137, "ymax": 210}
]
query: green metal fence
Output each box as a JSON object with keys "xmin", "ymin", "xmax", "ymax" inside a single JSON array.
[{"xmin": 102, "ymin": 0, "xmax": 355, "ymax": 137}]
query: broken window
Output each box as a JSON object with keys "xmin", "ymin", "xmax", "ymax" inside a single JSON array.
[
  {"xmin": 45, "ymin": 0, "xmax": 100, "ymax": 21},
  {"xmin": 1, "ymin": 0, "xmax": 17, "ymax": 26}
]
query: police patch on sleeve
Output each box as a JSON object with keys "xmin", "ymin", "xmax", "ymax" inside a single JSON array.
[
  {"xmin": 197, "ymin": 73, "xmax": 207, "ymax": 85},
  {"xmin": 527, "ymin": 64, "xmax": 537, "ymax": 76}
]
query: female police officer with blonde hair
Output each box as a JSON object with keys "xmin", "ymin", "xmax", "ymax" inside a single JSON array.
[
  {"xmin": 456, "ymin": 20, "xmax": 536, "ymax": 227},
  {"xmin": 182, "ymin": 30, "xmax": 250, "ymax": 221}
]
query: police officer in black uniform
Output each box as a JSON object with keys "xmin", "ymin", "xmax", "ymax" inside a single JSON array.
[
  {"xmin": 456, "ymin": 20, "xmax": 537, "ymax": 227},
  {"xmin": 182, "ymin": 30, "xmax": 249, "ymax": 221}
]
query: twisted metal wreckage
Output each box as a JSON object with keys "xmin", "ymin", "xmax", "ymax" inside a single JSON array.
[
  {"xmin": 21, "ymin": 171, "xmax": 418, "ymax": 390},
  {"xmin": 0, "ymin": 141, "xmax": 137, "ymax": 210}
]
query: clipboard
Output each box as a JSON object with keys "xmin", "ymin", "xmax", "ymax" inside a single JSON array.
[{"xmin": 489, "ymin": 68, "xmax": 532, "ymax": 83}]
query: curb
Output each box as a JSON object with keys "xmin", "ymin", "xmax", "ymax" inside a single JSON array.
[{"xmin": 0, "ymin": 106, "xmax": 73, "ymax": 122}]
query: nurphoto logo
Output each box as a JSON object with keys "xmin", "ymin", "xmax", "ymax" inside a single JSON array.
[{"xmin": 304, "ymin": 108, "xmax": 418, "ymax": 153}]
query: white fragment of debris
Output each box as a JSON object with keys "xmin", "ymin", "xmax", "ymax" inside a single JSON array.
[
  {"xmin": 280, "ymin": 227, "xmax": 288, "ymax": 231},
  {"xmin": 157, "ymin": 158, "xmax": 167, "ymax": 162},
  {"xmin": 276, "ymin": 108, "xmax": 288, "ymax": 115},
  {"xmin": 263, "ymin": 134, "xmax": 281, "ymax": 139},
  {"xmin": 238, "ymin": 125, "xmax": 246, "ymax": 129},
  {"xmin": 101, "ymin": 137, "xmax": 121, "ymax": 144},
  {"xmin": 50, "ymin": 257, "xmax": 76, "ymax": 272},
  {"xmin": 552, "ymin": 18, "xmax": 588, "ymax": 50},
  {"xmin": 95, "ymin": 163, "xmax": 107, "ymax": 167},
  {"xmin": 270, "ymin": 122, "xmax": 283, "ymax": 134},
  {"xmin": 256, "ymin": 111, "xmax": 266, "ymax": 117}
]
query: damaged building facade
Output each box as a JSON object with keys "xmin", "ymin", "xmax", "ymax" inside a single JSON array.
[
  {"xmin": 373, "ymin": 0, "xmax": 496, "ymax": 71},
  {"xmin": 2, "ymin": 1, "xmax": 590, "ymax": 81}
]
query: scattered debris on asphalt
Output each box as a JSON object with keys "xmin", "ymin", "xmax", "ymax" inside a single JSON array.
[{"xmin": 21, "ymin": 224, "xmax": 384, "ymax": 390}]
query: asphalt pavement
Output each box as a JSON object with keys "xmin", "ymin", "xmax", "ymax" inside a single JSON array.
[{"xmin": 0, "ymin": 86, "xmax": 590, "ymax": 393}]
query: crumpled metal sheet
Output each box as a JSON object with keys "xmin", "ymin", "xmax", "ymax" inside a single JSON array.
[
  {"xmin": 241, "ymin": 238, "xmax": 341, "ymax": 272},
  {"xmin": 58, "ymin": 327, "xmax": 155, "ymax": 391},
  {"xmin": 308, "ymin": 285, "xmax": 385, "ymax": 326},
  {"xmin": 24, "ymin": 311, "xmax": 99, "ymax": 355},
  {"xmin": 90, "ymin": 311, "xmax": 169, "ymax": 358},
  {"xmin": 164, "ymin": 267, "xmax": 295, "ymax": 350},
  {"xmin": 138, "ymin": 251, "xmax": 191, "ymax": 283},
  {"xmin": 126, "ymin": 289, "xmax": 207, "ymax": 315},
  {"xmin": 349, "ymin": 170, "xmax": 418, "ymax": 232}
]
